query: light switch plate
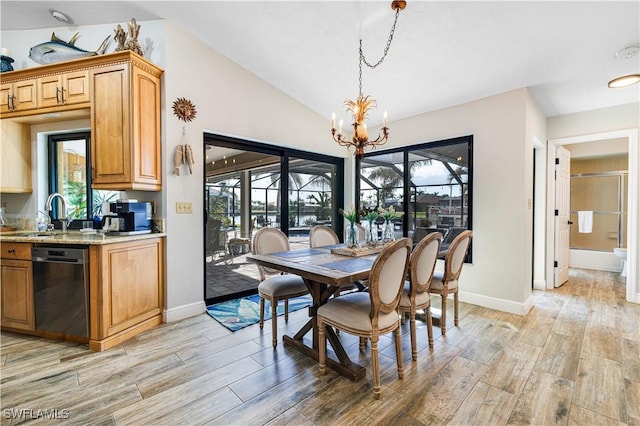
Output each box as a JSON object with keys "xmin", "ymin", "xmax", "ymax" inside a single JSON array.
[{"xmin": 176, "ymin": 202, "xmax": 193, "ymax": 214}]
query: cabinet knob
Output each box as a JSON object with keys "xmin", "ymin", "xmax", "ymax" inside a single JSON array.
[{"xmin": 7, "ymin": 249, "xmax": 15, "ymax": 254}]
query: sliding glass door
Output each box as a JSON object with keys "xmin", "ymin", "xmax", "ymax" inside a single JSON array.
[{"xmin": 203, "ymin": 134, "xmax": 344, "ymax": 304}]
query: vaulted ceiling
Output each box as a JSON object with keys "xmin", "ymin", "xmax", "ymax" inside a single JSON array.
[{"xmin": 2, "ymin": 1, "xmax": 639, "ymax": 126}]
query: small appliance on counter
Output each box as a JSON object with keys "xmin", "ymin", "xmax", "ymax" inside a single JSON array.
[{"xmin": 102, "ymin": 200, "xmax": 153, "ymax": 235}]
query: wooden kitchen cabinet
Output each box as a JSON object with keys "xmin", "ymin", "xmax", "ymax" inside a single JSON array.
[
  {"xmin": 1, "ymin": 51, "xmax": 163, "ymax": 192},
  {"xmin": 1, "ymin": 243, "xmax": 35, "ymax": 331},
  {"xmin": 89, "ymin": 237, "xmax": 164, "ymax": 351},
  {"xmin": 0, "ymin": 120, "xmax": 32, "ymax": 193},
  {"xmin": 37, "ymin": 70, "xmax": 90, "ymax": 108},
  {"xmin": 91, "ymin": 54, "xmax": 162, "ymax": 191},
  {"xmin": 0, "ymin": 79, "xmax": 37, "ymax": 113}
]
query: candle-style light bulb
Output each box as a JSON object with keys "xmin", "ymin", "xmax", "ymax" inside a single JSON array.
[
  {"xmin": 383, "ymin": 110, "xmax": 388, "ymax": 127},
  {"xmin": 331, "ymin": 112, "xmax": 336, "ymax": 130},
  {"xmin": 338, "ymin": 119, "xmax": 343, "ymax": 135}
]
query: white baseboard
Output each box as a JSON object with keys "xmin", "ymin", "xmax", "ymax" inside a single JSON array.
[
  {"xmin": 164, "ymin": 300, "xmax": 207, "ymax": 323},
  {"xmin": 533, "ymin": 280, "xmax": 546, "ymax": 290},
  {"xmin": 459, "ymin": 291, "xmax": 533, "ymax": 316}
]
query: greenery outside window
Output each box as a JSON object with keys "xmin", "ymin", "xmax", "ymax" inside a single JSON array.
[
  {"xmin": 357, "ymin": 135, "xmax": 473, "ymax": 261},
  {"xmin": 47, "ymin": 132, "xmax": 118, "ymax": 227}
]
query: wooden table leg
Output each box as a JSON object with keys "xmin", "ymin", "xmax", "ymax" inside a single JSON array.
[{"xmin": 282, "ymin": 279, "xmax": 367, "ymax": 381}]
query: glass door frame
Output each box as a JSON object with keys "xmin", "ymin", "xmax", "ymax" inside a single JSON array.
[
  {"xmin": 355, "ymin": 135, "xmax": 474, "ymax": 261},
  {"xmin": 203, "ymin": 132, "xmax": 345, "ymax": 304}
]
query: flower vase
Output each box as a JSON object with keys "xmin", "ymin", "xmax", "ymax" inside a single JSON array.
[
  {"xmin": 382, "ymin": 220, "xmax": 395, "ymax": 242},
  {"xmin": 365, "ymin": 220, "xmax": 377, "ymax": 245},
  {"xmin": 344, "ymin": 220, "xmax": 358, "ymax": 248}
]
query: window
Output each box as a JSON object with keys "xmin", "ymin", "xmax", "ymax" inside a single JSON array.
[
  {"xmin": 357, "ymin": 135, "xmax": 473, "ymax": 261},
  {"xmin": 47, "ymin": 132, "xmax": 118, "ymax": 226}
]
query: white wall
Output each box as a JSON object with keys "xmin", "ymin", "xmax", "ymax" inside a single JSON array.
[
  {"xmin": 369, "ymin": 88, "xmax": 542, "ymax": 314},
  {"xmin": 162, "ymin": 23, "xmax": 347, "ymax": 319}
]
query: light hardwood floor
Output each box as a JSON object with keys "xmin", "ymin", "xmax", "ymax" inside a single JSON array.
[{"xmin": 1, "ymin": 268, "xmax": 638, "ymax": 425}]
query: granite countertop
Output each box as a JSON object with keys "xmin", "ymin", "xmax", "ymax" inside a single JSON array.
[{"xmin": 0, "ymin": 230, "xmax": 167, "ymax": 245}]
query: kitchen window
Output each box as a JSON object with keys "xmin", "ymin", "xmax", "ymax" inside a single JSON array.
[{"xmin": 47, "ymin": 132, "xmax": 118, "ymax": 226}]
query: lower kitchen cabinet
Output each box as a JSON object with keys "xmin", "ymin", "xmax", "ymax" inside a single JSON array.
[
  {"xmin": 0, "ymin": 235, "xmax": 165, "ymax": 351},
  {"xmin": 89, "ymin": 236, "xmax": 164, "ymax": 351},
  {"xmin": 1, "ymin": 243, "xmax": 35, "ymax": 330}
]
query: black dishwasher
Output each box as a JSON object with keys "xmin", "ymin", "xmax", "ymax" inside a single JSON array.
[{"xmin": 32, "ymin": 246, "xmax": 89, "ymax": 337}]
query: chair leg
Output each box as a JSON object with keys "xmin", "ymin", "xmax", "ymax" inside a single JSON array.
[
  {"xmin": 409, "ymin": 308, "xmax": 418, "ymax": 361},
  {"xmin": 394, "ymin": 327, "xmax": 404, "ymax": 379},
  {"xmin": 318, "ymin": 318, "xmax": 326, "ymax": 375},
  {"xmin": 441, "ymin": 295, "xmax": 447, "ymax": 335},
  {"xmin": 284, "ymin": 299, "xmax": 289, "ymax": 321},
  {"xmin": 271, "ymin": 299, "xmax": 278, "ymax": 348},
  {"xmin": 371, "ymin": 335, "xmax": 381, "ymax": 399},
  {"xmin": 454, "ymin": 291, "xmax": 459, "ymax": 326},
  {"xmin": 359, "ymin": 337, "xmax": 366, "ymax": 350},
  {"xmin": 426, "ymin": 306, "xmax": 434, "ymax": 348},
  {"xmin": 259, "ymin": 297, "xmax": 265, "ymax": 329}
]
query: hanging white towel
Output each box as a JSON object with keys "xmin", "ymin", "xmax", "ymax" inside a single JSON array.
[{"xmin": 578, "ymin": 211, "xmax": 593, "ymax": 233}]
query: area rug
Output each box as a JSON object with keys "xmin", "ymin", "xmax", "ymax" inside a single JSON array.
[{"xmin": 206, "ymin": 294, "xmax": 312, "ymax": 332}]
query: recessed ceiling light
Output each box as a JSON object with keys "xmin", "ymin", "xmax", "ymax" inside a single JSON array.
[
  {"xmin": 608, "ymin": 45, "xmax": 640, "ymax": 88},
  {"xmin": 608, "ymin": 74, "xmax": 640, "ymax": 88},
  {"xmin": 50, "ymin": 10, "xmax": 73, "ymax": 25}
]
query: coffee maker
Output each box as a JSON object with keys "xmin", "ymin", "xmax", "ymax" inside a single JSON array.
[{"xmin": 103, "ymin": 201, "xmax": 152, "ymax": 234}]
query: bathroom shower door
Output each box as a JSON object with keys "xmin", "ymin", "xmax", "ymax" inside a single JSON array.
[{"xmin": 554, "ymin": 146, "xmax": 571, "ymax": 287}]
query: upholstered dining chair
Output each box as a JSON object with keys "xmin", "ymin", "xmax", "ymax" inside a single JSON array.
[
  {"xmin": 429, "ymin": 229, "xmax": 472, "ymax": 335},
  {"xmin": 309, "ymin": 225, "xmax": 364, "ymax": 297},
  {"xmin": 309, "ymin": 224, "xmax": 340, "ymax": 248},
  {"xmin": 398, "ymin": 232, "xmax": 442, "ymax": 360},
  {"xmin": 317, "ymin": 238, "xmax": 412, "ymax": 399},
  {"xmin": 252, "ymin": 227, "xmax": 309, "ymax": 348}
]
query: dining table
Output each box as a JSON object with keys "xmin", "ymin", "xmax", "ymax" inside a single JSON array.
[{"xmin": 247, "ymin": 243, "xmax": 380, "ymax": 381}]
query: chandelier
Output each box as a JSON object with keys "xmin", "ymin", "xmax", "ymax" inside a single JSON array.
[{"xmin": 331, "ymin": 0, "xmax": 406, "ymax": 158}]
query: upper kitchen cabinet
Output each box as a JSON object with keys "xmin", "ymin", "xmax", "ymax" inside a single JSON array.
[
  {"xmin": 37, "ymin": 70, "xmax": 90, "ymax": 108},
  {"xmin": 0, "ymin": 51, "xmax": 164, "ymax": 191},
  {"xmin": 0, "ymin": 79, "xmax": 37, "ymax": 113},
  {"xmin": 0, "ymin": 120, "xmax": 31, "ymax": 193},
  {"xmin": 91, "ymin": 53, "xmax": 163, "ymax": 191}
]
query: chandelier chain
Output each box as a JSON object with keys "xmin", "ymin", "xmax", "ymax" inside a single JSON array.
[{"xmin": 360, "ymin": 7, "xmax": 401, "ymax": 70}]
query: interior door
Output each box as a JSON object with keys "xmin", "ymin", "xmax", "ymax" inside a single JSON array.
[{"xmin": 554, "ymin": 146, "xmax": 571, "ymax": 287}]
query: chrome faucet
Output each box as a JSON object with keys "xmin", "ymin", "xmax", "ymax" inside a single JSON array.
[{"xmin": 45, "ymin": 193, "xmax": 70, "ymax": 232}]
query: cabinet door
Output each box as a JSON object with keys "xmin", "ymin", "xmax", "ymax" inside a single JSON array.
[
  {"xmin": 0, "ymin": 120, "xmax": 32, "ymax": 193},
  {"xmin": 0, "ymin": 83, "xmax": 12, "ymax": 113},
  {"xmin": 64, "ymin": 70, "xmax": 90, "ymax": 105},
  {"xmin": 38, "ymin": 74, "xmax": 64, "ymax": 108},
  {"xmin": 91, "ymin": 64, "xmax": 131, "ymax": 186},
  {"xmin": 132, "ymin": 66, "xmax": 161, "ymax": 188},
  {"xmin": 1, "ymin": 80, "xmax": 37, "ymax": 113},
  {"xmin": 13, "ymin": 79, "xmax": 38, "ymax": 111},
  {"xmin": 94, "ymin": 238, "xmax": 164, "ymax": 338},
  {"xmin": 1, "ymin": 259, "xmax": 35, "ymax": 330}
]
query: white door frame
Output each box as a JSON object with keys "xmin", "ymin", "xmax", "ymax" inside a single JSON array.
[{"xmin": 546, "ymin": 129, "xmax": 639, "ymax": 303}]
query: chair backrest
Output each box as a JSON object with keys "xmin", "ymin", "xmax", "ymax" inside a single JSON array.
[
  {"xmin": 309, "ymin": 225, "xmax": 339, "ymax": 248},
  {"xmin": 207, "ymin": 218, "xmax": 224, "ymax": 253},
  {"xmin": 409, "ymin": 232, "xmax": 442, "ymax": 297},
  {"xmin": 444, "ymin": 230, "xmax": 473, "ymax": 281},
  {"xmin": 443, "ymin": 227, "xmax": 467, "ymax": 244},
  {"xmin": 368, "ymin": 238, "xmax": 412, "ymax": 320},
  {"xmin": 252, "ymin": 227, "xmax": 291, "ymax": 280}
]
